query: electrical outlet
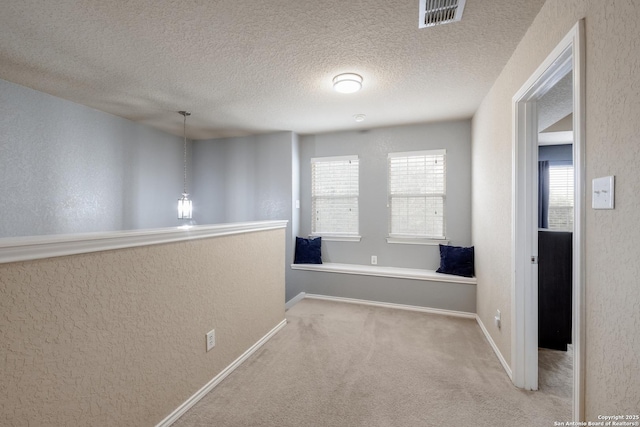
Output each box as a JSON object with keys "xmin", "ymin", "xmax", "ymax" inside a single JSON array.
[
  {"xmin": 371, "ymin": 255, "xmax": 378, "ymax": 265},
  {"xmin": 206, "ymin": 329, "xmax": 215, "ymax": 352},
  {"xmin": 494, "ymin": 310, "xmax": 501, "ymax": 329}
]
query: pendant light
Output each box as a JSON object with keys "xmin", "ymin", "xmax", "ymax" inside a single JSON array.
[{"xmin": 177, "ymin": 111, "xmax": 193, "ymax": 219}]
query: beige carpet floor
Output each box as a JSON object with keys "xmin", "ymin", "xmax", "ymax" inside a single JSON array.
[
  {"xmin": 173, "ymin": 298, "xmax": 571, "ymax": 427},
  {"xmin": 539, "ymin": 345, "xmax": 573, "ymax": 401}
]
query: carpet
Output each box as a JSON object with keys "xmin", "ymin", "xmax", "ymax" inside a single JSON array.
[
  {"xmin": 539, "ymin": 345, "xmax": 573, "ymax": 401},
  {"xmin": 173, "ymin": 298, "xmax": 571, "ymax": 426}
]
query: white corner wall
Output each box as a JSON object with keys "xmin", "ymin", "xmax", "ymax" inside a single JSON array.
[
  {"xmin": 472, "ymin": 0, "xmax": 639, "ymax": 417},
  {"xmin": 0, "ymin": 224, "xmax": 286, "ymax": 426}
]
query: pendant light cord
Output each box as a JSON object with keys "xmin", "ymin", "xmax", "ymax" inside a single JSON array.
[
  {"xmin": 183, "ymin": 113, "xmax": 187, "ymax": 194},
  {"xmin": 180, "ymin": 111, "xmax": 190, "ymax": 195}
]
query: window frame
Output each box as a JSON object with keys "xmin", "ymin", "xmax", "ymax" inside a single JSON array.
[
  {"xmin": 310, "ymin": 155, "xmax": 361, "ymax": 242},
  {"xmin": 547, "ymin": 161, "xmax": 574, "ymax": 232},
  {"xmin": 386, "ymin": 149, "xmax": 448, "ymax": 245}
]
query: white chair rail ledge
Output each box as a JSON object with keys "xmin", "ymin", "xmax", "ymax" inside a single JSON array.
[
  {"xmin": 290, "ymin": 262, "xmax": 476, "ymax": 285},
  {"xmin": 0, "ymin": 220, "xmax": 289, "ymax": 264}
]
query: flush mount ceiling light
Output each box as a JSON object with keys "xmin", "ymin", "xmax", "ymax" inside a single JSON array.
[
  {"xmin": 177, "ymin": 111, "xmax": 193, "ymax": 220},
  {"xmin": 333, "ymin": 73, "xmax": 363, "ymax": 94},
  {"xmin": 354, "ymin": 114, "xmax": 366, "ymax": 122}
]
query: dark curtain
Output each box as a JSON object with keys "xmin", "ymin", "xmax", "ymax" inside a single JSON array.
[{"xmin": 538, "ymin": 160, "xmax": 549, "ymax": 228}]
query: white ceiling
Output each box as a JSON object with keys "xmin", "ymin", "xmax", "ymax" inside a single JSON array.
[
  {"xmin": 0, "ymin": 0, "xmax": 546, "ymax": 140},
  {"xmin": 538, "ymin": 72, "xmax": 573, "ymax": 132}
]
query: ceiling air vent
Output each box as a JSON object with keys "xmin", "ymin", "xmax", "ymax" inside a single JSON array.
[{"xmin": 419, "ymin": 0, "xmax": 466, "ymax": 28}]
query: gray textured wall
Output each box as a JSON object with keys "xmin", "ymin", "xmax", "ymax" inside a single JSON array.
[
  {"xmin": 287, "ymin": 120, "xmax": 475, "ymax": 310},
  {"xmin": 298, "ymin": 120, "xmax": 472, "ymax": 270},
  {"xmin": 539, "ymin": 144, "xmax": 573, "ymax": 163},
  {"xmin": 192, "ymin": 132, "xmax": 295, "ymax": 226},
  {"xmin": 0, "ymin": 79, "xmax": 189, "ymax": 238}
]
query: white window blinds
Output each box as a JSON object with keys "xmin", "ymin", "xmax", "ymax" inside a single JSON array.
[
  {"xmin": 548, "ymin": 164, "xmax": 574, "ymax": 231},
  {"xmin": 388, "ymin": 150, "xmax": 446, "ymax": 239},
  {"xmin": 311, "ymin": 156, "xmax": 359, "ymax": 236}
]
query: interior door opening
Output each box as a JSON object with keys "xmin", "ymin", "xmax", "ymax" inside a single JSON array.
[
  {"xmin": 512, "ymin": 20, "xmax": 585, "ymax": 421},
  {"xmin": 536, "ymin": 72, "xmax": 574, "ymax": 408}
]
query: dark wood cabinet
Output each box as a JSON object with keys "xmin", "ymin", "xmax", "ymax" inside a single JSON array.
[{"xmin": 538, "ymin": 230, "xmax": 572, "ymax": 351}]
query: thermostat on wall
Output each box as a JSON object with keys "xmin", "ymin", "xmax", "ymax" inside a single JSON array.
[{"xmin": 592, "ymin": 176, "xmax": 615, "ymax": 209}]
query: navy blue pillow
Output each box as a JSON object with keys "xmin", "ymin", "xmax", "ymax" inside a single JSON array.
[
  {"xmin": 294, "ymin": 237, "xmax": 322, "ymax": 264},
  {"xmin": 436, "ymin": 244, "xmax": 474, "ymax": 277}
]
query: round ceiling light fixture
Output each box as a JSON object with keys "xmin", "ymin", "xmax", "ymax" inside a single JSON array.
[
  {"xmin": 333, "ymin": 73, "xmax": 363, "ymax": 94},
  {"xmin": 354, "ymin": 114, "xmax": 366, "ymax": 122}
]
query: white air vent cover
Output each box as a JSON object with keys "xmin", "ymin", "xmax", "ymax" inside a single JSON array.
[{"xmin": 419, "ymin": 0, "xmax": 466, "ymax": 28}]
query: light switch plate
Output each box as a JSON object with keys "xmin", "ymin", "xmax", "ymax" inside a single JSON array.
[{"xmin": 592, "ymin": 176, "xmax": 615, "ymax": 209}]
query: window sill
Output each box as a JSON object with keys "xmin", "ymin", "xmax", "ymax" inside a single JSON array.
[
  {"xmin": 386, "ymin": 237, "xmax": 449, "ymax": 246},
  {"xmin": 310, "ymin": 235, "xmax": 361, "ymax": 242}
]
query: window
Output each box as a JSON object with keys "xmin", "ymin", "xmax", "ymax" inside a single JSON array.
[
  {"xmin": 388, "ymin": 150, "xmax": 446, "ymax": 242},
  {"xmin": 548, "ymin": 164, "xmax": 574, "ymax": 231},
  {"xmin": 311, "ymin": 156, "xmax": 360, "ymax": 240}
]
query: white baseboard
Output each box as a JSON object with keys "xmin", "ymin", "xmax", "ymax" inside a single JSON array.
[
  {"xmin": 304, "ymin": 294, "xmax": 476, "ymax": 319},
  {"xmin": 475, "ymin": 315, "xmax": 512, "ymax": 380},
  {"xmin": 285, "ymin": 292, "xmax": 306, "ymax": 310},
  {"xmin": 156, "ymin": 318, "xmax": 288, "ymax": 427}
]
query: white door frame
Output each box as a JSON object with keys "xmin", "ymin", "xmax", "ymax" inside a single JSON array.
[{"xmin": 511, "ymin": 20, "xmax": 585, "ymax": 420}]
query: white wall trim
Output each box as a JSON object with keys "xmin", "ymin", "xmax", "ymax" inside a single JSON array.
[
  {"xmin": 285, "ymin": 292, "xmax": 307, "ymax": 310},
  {"xmin": 290, "ymin": 263, "xmax": 476, "ymax": 285},
  {"xmin": 385, "ymin": 237, "xmax": 449, "ymax": 246},
  {"xmin": 572, "ymin": 19, "xmax": 587, "ymax": 422},
  {"xmin": 0, "ymin": 220, "xmax": 288, "ymax": 264},
  {"xmin": 305, "ymin": 294, "xmax": 476, "ymax": 319},
  {"xmin": 476, "ymin": 315, "xmax": 513, "ymax": 380},
  {"xmin": 156, "ymin": 318, "xmax": 288, "ymax": 427}
]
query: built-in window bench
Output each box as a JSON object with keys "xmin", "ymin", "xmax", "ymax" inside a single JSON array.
[
  {"xmin": 290, "ymin": 262, "xmax": 476, "ymax": 285},
  {"xmin": 289, "ymin": 262, "xmax": 476, "ymax": 314}
]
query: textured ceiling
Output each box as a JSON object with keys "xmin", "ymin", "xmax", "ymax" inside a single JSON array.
[
  {"xmin": 538, "ymin": 72, "xmax": 573, "ymax": 132},
  {"xmin": 0, "ymin": 0, "xmax": 546, "ymax": 140}
]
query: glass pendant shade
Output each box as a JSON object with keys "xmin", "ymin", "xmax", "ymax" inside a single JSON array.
[{"xmin": 178, "ymin": 193, "xmax": 192, "ymax": 219}]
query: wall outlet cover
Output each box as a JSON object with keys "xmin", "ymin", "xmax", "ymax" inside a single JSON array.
[{"xmin": 206, "ymin": 329, "xmax": 215, "ymax": 352}]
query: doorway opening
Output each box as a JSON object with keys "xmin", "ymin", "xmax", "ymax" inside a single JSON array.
[
  {"xmin": 511, "ymin": 21, "xmax": 585, "ymax": 421},
  {"xmin": 536, "ymin": 72, "xmax": 574, "ymax": 407}
]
